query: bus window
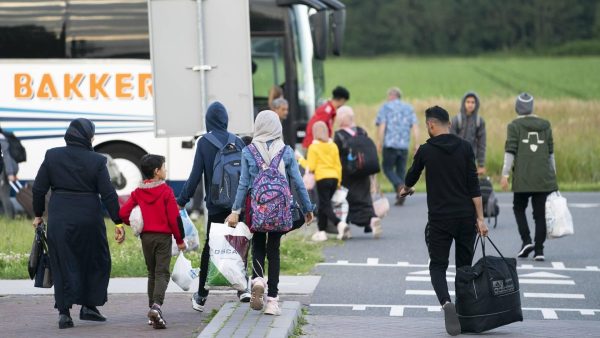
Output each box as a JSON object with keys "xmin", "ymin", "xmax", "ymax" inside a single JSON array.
[
  {"xmin": 66, "ymin": 0, "xmax": 149, "ymax": 58},
  {"xmin": 0, "ymin": 0, "xmax": 66, "ymax": 58},
  {"xmin": 251, "ymin": 36, "xmax": 285, "ymax": 112}
]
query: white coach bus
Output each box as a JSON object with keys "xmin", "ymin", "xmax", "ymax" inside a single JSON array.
[{"xmin": 0, "ymin": 0, "xmax": 345, "ymax": 195}]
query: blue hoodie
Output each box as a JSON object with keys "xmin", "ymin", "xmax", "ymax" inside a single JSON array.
[{"xmin": 177, "ymin": 102, "xmax": 245, "ymax": 215}]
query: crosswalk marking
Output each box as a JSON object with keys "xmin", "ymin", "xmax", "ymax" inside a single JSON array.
[
  {"xmin": 367, "ymin": 258, "xmax": 379, "ymax": 265},
  {"xmin": 405, "ymin": 276, "xmax": 575, "ymax": 285},
  {"xmin": 519, "ymin": 272, "xmax": 570, "ymax": 278},
  {"xmin": 524, "ymin": 293, "xmax": 585, "ymax": 299},
  {"xmin": 541, "ymin": 309, "xmax": 559, "ymax": 319},
  {"xmin": 552, "ymin": 262, "xmax": 566, "ymax": 269},
  {"xmin": 317, "ymin": 261, "xmax": 600, "ymax": 272}
]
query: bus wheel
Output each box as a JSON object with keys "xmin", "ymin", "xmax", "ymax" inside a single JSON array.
[{"xmin": 95, "ymin": 143, "xmax": 146, "ymax": 196}]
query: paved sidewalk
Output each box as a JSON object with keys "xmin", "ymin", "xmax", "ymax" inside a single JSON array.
[
  {"xmin": 0, "ymin": 293, "xmax": 310, "ymax": 338},
  {"xmin": 303, "ymin": 315, "xmax": 600, "ymax": 337},
  {"xmin": 200, "ymin": 301, "xmax": 301, "ymax": 338}
]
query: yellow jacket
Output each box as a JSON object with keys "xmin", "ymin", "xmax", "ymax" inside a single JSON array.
[{"xmin": 299, "ymin": 140, "xmax": 342, "ymax": 183}]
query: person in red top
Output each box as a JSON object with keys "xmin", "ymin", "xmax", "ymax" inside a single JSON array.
[
  {"xmin": 302, "ymin": 86, "xmax": 350, "ymax": 149},
  {"xmin": 120, "ymin": 154, "xmax": 186, "ymax": 329}
]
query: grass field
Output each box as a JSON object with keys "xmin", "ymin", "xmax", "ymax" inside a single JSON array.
[
  {"xmin": 0, "ymin": 217, "xmax": 330, "ymax": 279},
  {"xmin": 324, "ymin": 56, "xmax": 600, "ymax": 189}
]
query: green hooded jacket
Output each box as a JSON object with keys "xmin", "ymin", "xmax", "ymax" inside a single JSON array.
[{"xmin": 505, "ymin": 115, "xmax": 558, "ymax": 192}]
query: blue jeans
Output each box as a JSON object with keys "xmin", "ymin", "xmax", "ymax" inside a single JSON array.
[{"xmin": 382, "ymin": 147, "xmax": 408, "ymax": 190}]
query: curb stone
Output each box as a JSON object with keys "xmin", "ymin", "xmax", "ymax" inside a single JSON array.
[{"xmin": 199, "ymin": 301, "xmax": 302, "ymax": 338}]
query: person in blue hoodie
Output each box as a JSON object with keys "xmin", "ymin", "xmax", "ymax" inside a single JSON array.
[{"xmin": 177, "ymin": 102, "xmax": 247, "ymax": 311}]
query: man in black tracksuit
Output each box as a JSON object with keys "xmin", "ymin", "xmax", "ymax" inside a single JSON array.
[{"xmin": 401, "ymin": 106, "xmax": 488, "ymax": 336}]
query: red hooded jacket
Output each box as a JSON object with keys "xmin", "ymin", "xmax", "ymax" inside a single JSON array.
[
  {"xmin": 119, "ymin": 180, "xmax": 184, "ymax": 244},
  {"xmin": 302, "ymin": 101, "xmax": 337, "ymax": 149}
]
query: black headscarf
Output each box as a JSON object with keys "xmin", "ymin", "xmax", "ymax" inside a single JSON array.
[{"xmin": 64, "ymin": 118, "xmax": 95, "ymax": 150}]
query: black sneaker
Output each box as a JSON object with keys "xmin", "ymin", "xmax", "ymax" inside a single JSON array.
[
  {"xmin": 517, "ymin": 243, "xmax": 534, "ymax": 258},
  {"xmin": 442, "ymin": 302, "xmax": 461, "ymax": 336},
  {"xmin": 533, "ymin": 250, "xmax": 545, "ymax": 261},
  {"xmin": 80, "ymin": 305, "xmax": 106, "ymax": 321},
  {"xmin": 148, "ymin": 305, "xmax": 166, "ymax": 329},
  {"xmin": 192, "ymin": 292, "xmax": 207, "ymax": 312},
  {"xmin": 58, "ymin": 314, "xmax": 74, "ymax": 329},
  {"xmin": 238, "ymin": 290, "xmax": 251, "ymax": 303}
]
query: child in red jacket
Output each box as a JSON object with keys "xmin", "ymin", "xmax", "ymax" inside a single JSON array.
[{"xmin": 119, "ymin": 154, "xmax": 186, "ymax": 329}]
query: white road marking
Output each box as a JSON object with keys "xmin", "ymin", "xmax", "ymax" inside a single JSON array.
[
  {"xmin": 317, "ymin": 261, "xmax": 600, "ymax": 272},
  {"xmin": 519, "ymin": 271, "xmax": 570, "ymax": 278},
  {"xmin": 405, "ymin": 276, "xmax": 575, "ymax": 285},
  {"xmin": 367, "ymin": 258, "xmax": 379, "ymax": 265},
  {"xmin": 524, "ymin": 293, "xmax": 585, "ymax": 299},
  {"xmin": 552, "ymin": 262, "xmax": 566, "ymax": 269},
  {"xmin": 409, "ymin": 269, "xmax": 455, "ymax": 276},
  {"xmin": 541, "ymin": 309, "xmax": 559, "ymax": 319},
  {"xmin": 310, "ymin": 304, "xmax": 600, "ymax": 319},
  {"xmin": 390, "ymin": 306, "xmax": 404, "ymax": 317},
  {"xmin": 352, "ymin": 305, "xmax": 366, "ymax": 310},
  {"xmin": 406, "ymin": 290, "xmax": 455, "ymax": 296}
]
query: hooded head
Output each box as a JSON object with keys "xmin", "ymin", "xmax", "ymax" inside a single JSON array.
[
  {"xmin": 336, "ymin": 106, "xmax": 355, "ymax": 129},
  {"xmin": 460, "ymin": 91, "xmax": 480, "ymax": 116},
  {"xmin": 205, "ymin": 101, "xmax": 229, "ymax": 132},
  {"xmin": 515, "ymin": 93, "xmax": 534, "ymax": 115},
  {"xmin": 312, "ymin": 121, "xmax": 329, "ymax": 142},
  {"xmin": 64, "ymin": 118, "xmax": 95, "ymax": 150}
]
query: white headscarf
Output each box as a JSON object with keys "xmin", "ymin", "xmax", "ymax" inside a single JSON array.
[
  {"xmin": 336, "ymin": 105, "xmax": 356, "ymax": 129},
  {"xmin": 252, "ymin": 110, "xmax": 286, "ymax": 176}
]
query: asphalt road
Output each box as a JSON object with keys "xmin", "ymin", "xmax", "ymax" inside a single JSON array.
[{"xmin": 307, "ymin": 192, "xmax": 600, "ymax": 324}]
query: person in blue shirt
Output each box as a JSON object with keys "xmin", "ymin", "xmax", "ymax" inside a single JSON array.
[{"xmin": 375, "ymin": 87, "xmax": 420, "ymax": 206}]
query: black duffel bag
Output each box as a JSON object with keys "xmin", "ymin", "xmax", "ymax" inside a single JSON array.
[{"xmin": 455, "ymin": 236, "xmax": 522, "ymax": 333}]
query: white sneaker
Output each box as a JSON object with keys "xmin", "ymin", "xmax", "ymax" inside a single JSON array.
[
  {"xmin": 311, "ymin": 231, "xmax": 328, "ymax": 242},
  {"xmin": 370, "ymin": 217, "xmax": 382, "ymax": 239},
  {"xmin": 263, "ymin": 297, "xmax": 281, "ymax": 316},
  {"xmin": 250, "ymin": 277, "xmax": 267, "ymax": 311},
  {"xmin": 336, "ymin": 221, "xmax": 350, "ymax": 240}
]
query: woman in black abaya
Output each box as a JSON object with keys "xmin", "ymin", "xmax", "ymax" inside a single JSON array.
[{"xmin": 32, "ymin": 118, "xmax": 125, "ymax": 329}]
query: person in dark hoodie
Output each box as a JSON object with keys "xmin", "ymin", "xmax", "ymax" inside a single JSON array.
[
  {"xmin": 450, "ymin": 92, "xmax": 487, "ymax": 175},
  {"xmin": 32, "ymin": 118, "xmax": 124, "ymax": 329},
  {"xmin": 120, "ymin": 154, "xmax": 186, "ymax": 329},
  {"xmin": 400, "ymin": 106, "xmax": 488, "ymax": 336},
  {"xmin": 501, "ymin": 93, "xmax": 557, "ymax": 262},
  {"xmin": 177, "ymin": 102, "xmax": 247, "ymax": 311}
]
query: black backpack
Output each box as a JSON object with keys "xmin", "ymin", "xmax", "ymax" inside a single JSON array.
[
  {"xmin": 337, "ymin": 128, "xmax": 380, "ymax": 178},
  {"xmin": 479, "ymin": 177, "xmax": 499, "ymax": 228},
  {"xmin": 2, "ymin": 131, "xmax": 26, "ymax": 163}
]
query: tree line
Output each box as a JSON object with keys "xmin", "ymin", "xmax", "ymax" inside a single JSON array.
[{"xmin": 341, "ymin": 0, "xmax": 600, "ymax": 56}]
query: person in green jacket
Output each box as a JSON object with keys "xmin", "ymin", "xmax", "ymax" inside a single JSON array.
[{"xmin": 501, "ymin": 93, "xmax": 558, "ymax": 261}]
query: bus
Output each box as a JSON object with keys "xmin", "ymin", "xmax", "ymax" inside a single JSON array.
[{"xmin": 0, "ymin": 0, "xmax": 345, "ymax": 195}]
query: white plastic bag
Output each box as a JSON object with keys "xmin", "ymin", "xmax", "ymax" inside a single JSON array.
[
  {"xmin": 171, "ymin": 252, "xmax": 196, "ymax": 291},
  {"xmin": 373, "ymin": 194, "xmax": 390, "ymax": 218},
  {"xmin": 129, "ymin": 205, "xmax": 143, "ymax": 237},
  {"xmin": 172, "ymin": 209, "xmax": 201, "ymax": 256},
  {"xmin": 333, "ymin": 199, "xmax": 349, "ymax": 223},
  {"xmin": 206, "ymin": 222, "xmax": 252, "ymax": 291},
  {"xmin": 331, "ymin": 187, "xmax": 349, "ymax": 205},
  {"xmin": 545, "ymin": 191, "xmax": 574, "ymax": 239}
]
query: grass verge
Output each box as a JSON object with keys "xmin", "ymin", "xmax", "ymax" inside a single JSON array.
[{"xmin": 0, "ymin": 217, "xmax": 330, "ymax": 279}]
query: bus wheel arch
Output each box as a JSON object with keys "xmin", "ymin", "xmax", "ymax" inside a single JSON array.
[{"xmin": 95, "ymin": 141, "xmax": 147, "ymax": 195}]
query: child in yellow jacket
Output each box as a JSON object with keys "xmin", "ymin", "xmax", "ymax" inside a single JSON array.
[{"xmin": 298, "ymin": 121, "xmax": 349, "ymax": 241}]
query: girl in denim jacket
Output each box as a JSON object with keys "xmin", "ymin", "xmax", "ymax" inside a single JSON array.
[{"xmin": 226, "ymin": 110, "xmax": 314, "ymax": 315}]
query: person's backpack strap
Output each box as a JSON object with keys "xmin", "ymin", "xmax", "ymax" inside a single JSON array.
[
  {"xmin": 269, "ymin": 146, "xmax": 287, "ymax": 170},
  {"xmin": 226, "ymin": 133, "xmax": 238, "ymax": 148},
  {"xmin": 247, "ymin": 144, "xmax": 266, "ymax": 169},
  {"xmin": 204, "ymin": 133, "xmax": 224, "ymax": 149}
]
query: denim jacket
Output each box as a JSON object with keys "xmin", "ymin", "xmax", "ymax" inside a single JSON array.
[{"xmin": 232, "ymin": 145, "xmax": 314, "ymax": 215}]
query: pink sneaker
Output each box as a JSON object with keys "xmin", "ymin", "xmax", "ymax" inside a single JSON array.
[
  {"xmin": 250, "ymin": 277, "xmax": 267, "ymax": 311},
  {"xmin": 264, "ymin": 297, "xmax": 281, "ymax": 316}
]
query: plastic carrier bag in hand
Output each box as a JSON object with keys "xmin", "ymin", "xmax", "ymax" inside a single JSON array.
[
  {"xmin": 171, "ymin": 209, "xmax": 201, "ymax": 256},
  {"xmin": 331, "ymin": 187, "xmax": 348, "ymax": 205},
  {"xmin": 171, "ymin": 252, "xmax": 199, "ymax": 291},
  {"xmin": 545, "ymin": 191, "xmax": 574, "ymax": 239},
  {"xmin": 130, "ymin": 205, "xmax": 144, "ymax": 237},
  {"xmin": 206, "ymin": 222, "xmax": 252, "ymax": 291}
]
